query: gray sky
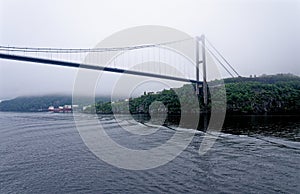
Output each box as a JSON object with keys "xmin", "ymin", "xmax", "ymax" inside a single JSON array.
[{"xmin": 0, "ymin": 0, "xmax": 299, "ymax": 100}]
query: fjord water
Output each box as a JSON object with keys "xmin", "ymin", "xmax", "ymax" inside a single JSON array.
[{"xmin": 0, "ymin": 112, "xmax": 299, "ymax": 193}]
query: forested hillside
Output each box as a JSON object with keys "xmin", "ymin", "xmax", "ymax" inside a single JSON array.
[{"xmin": 89, "ymin": 74, "xmax": 300, "ymax": 115}]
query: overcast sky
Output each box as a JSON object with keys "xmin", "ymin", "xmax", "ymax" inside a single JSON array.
[{"xmin": 0, "ymin": 0, "xmax": 299, "ymax": 100}]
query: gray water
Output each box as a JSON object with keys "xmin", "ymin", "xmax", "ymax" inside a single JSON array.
[{"xmin": 0, "ymin": 112, "xmax": 299, "ymax": 193}]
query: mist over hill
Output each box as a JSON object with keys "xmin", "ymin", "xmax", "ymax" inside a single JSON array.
[{"xmin": 0, "ymin": 95, "xmax": 110, "ymax": 112}]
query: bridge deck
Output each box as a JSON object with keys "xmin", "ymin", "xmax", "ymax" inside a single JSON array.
[{"xmin": 0, "ymin": 53, "xmax": 203, "ymax": 85}]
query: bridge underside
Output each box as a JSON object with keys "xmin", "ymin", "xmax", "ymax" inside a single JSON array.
[{"xmin": 0, "ymin": 53, "xmax": 203, "ymax": 85}]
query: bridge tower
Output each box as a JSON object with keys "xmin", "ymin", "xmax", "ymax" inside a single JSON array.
[{"xmin": 195, "ymin": 35, "xmax": 208, "ymax": 107}]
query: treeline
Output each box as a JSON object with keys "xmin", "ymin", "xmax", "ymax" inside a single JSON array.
[
  {"xmin": 86, "ymin": 84, "xmax": 203, "ymax": 114},
  {"xmin": 88, "ymin": 74, "xmax": 300, "ymax": 115}
]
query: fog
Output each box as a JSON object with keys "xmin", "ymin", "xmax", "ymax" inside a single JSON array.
[{"xmin": 0, "ymin": 0, "xmax": 299, "ymax": 100}]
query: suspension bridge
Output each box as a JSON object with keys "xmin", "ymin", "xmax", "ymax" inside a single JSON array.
[{"xmin": 0, "ymin": 35, "xmax": 240, "ymax": 106}]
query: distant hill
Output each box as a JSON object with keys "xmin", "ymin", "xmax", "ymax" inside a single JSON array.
[{"xmin": 0, "ymin": 95, "xmax": 110, "ymax": 112}]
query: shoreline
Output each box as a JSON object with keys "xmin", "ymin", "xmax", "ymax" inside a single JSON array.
[{"xmin": 1, "ymin": 110, "xmax": 300, "ymax": 116}]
